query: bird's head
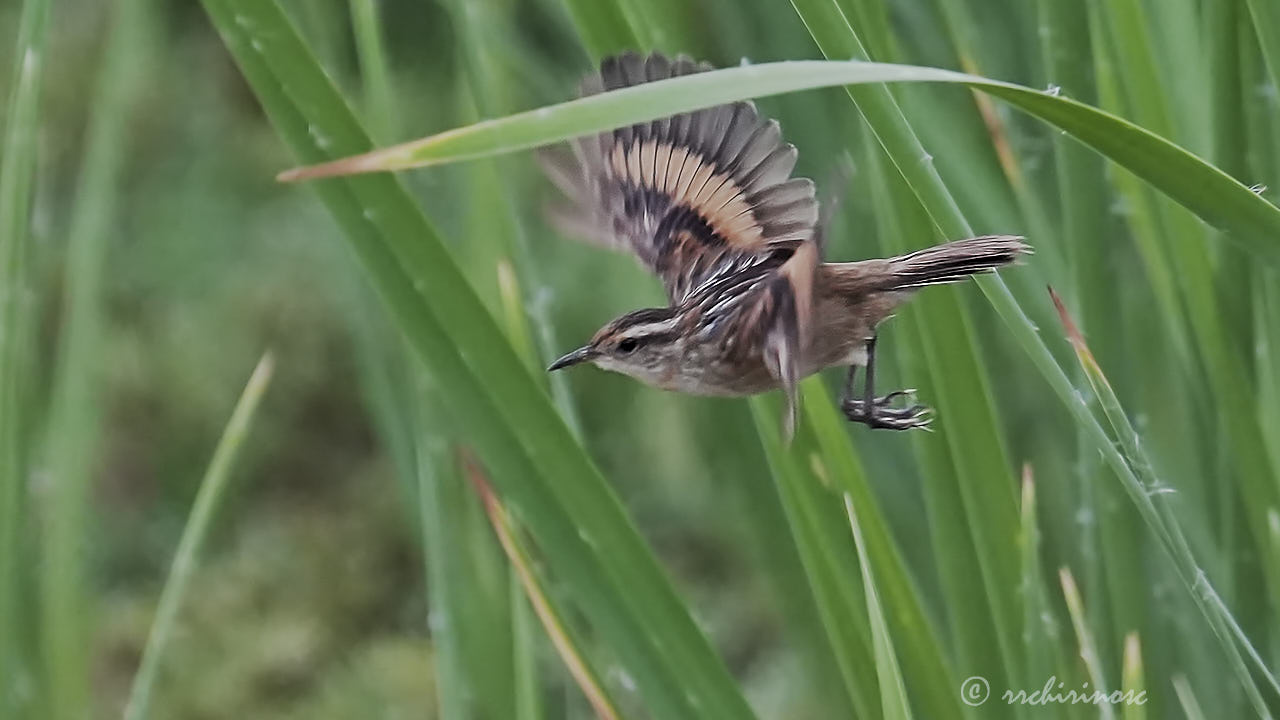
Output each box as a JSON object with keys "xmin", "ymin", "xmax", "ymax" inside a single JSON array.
[{"xmin": 548, "ymin": 307, "xmax": 685, "ymax": 387}]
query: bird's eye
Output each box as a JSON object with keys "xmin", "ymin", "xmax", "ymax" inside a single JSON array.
[{"xmin": 617, "ymin": 338, "xmax": 639, "ymax": 354}]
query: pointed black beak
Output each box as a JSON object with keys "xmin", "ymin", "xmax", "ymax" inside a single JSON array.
[{"xmin": 547, "ymin": 346, "xmax": 595, "ymax": 372}]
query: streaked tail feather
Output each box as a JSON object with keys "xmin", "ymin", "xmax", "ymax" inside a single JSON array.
[{"xmin": 882, "ymin": 235, "xmax": 1030, "ymax": 290}]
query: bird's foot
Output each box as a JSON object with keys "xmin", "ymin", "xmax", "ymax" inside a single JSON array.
[{"xmin": 842, "ymin": 389, "xmax": 934, "ymax": 431}]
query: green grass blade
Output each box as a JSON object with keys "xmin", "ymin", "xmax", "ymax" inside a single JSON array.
[
  {"xmin": 420, "ymin": 442, "xmax": 518, "ymax": 720},
  {"xmin": 199, "ymin": 3, "xmax": 756, "ymax": 718},
  {"xmin": 0, "ymin": 0, "xmax": 51, "ymax": 707},
  {"xmin": 468, "ymin": 461, "xmax": 622, "ymax": 720},
  {"xmin": 1270, "ymin": 511, "xmax": 1280, "ymax": 671},
  {"xmin": 1019, "ymin": 469, "xmax": 1069, "ymax": 720},
  {"xmin": 1245, "ymin": 0, "xmax": 1280, "ymax": 88},
  {"xmin": 846, "ymin": 495, "xmax": 914, "ymax": 720},
  {"xmin": 277, "ymin": 61, "xmax": 1280, "ymax": 258},
  {"xmin": 800, "ymin": 383, "xmax": 966, "ymax": 720},
  {"xmin": 1121, "ymin": 633, "xmax": 1146, "ymax": 720},
  {"xmin": 1172, "ymin": 675, "xmax": 1208, "ymax": 720},
  {"xmin": 556, "ymin": 0, "xmax": 637, "ymax": 61},
  {"xmin": 726, "ymin": 420, "xmax": 865, "ymax": 716},
  {"xmin": 417, "ymin": 440, "xmax": 476, "ymax": 720},
  {"xmin": 38, "ymin": 0, "xmax": 149, "ymax": 715},
  {"xmin": 511, "ymin": 577, "xmax": 542, "ymax": 720},
  {"xmin": 750, "ymin": 399, "xmax": 874, "ymax": 719},
  {"xmin": 123, "ymin": 353, "xmax": 275, "ymax": 720},
  {"xmin": 1059, "ymin": 568, "xmax": 1117, "ymax": 720},
  {"xmin": 347, "ymin": 0, "xmax": 397, "ymax": 143},
  {"xmin": 1262, "ymin": 278, "xmax": 1280, "ymax": 477}
]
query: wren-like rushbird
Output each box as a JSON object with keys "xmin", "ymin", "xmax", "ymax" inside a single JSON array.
[{"xmin": 543, "ymin": 52, "xmax": 1030, "ymax": 435}]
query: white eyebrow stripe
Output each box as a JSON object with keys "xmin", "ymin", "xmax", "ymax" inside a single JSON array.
[{"xmin": 619, "ymin": 318, "xmax": 680, "ymax": 338}]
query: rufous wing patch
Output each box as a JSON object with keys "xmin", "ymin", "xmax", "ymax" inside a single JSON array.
[
  {"xmin": 545, "ymin": 52, "xmax": 821, "ymax": 304},
  {"xmin": 654, "ymin": 141, "xmax": 674, "ymax": 193},
  {"xmin": 670, "ymin": 146, "xmax": 698, "ymax": 198},
  {"xmin": 608, "ymin": 139, "xmax": 769, "ymax": 250}
]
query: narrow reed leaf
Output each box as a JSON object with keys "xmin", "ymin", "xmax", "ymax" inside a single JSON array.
[
  {"xmin": 556, "ymin": 0, "xmax": 638, "ymax": 61},
  {"xmin": 1059, "ymin": 568, "xmax": 1117, "ymax": 720},
  {"xmin": 347, "ymin": 0, "xmax": 397, "ymax": 142},
  {"xmin": 1172, "ymin": 676, "xmax": 1207, "ymax": 720},
  {"xmin": 1261, "ymin": 280, "xmax": 1280, "ymax": 475},
  {"xmin": 417, "ymin": 438, "xmax": 474, "ymax": 720},
  {"xmin": 1019, "ymin": 467, "xmax": 1065, "ymax": 718},
  {"xmin": 1270, "ymin": 511, "xmax": 1280, "ymax": 667},
  {"xmin": 1121, "ymin": 633, "xmax": 1146, "ymax": 720},
  {"xmin": 511, "ymin": 578, "xmax": 543, "ymax": 720},
  {"xmin": 39, "ymin": 0, "xmax": 148, "ymax": 714},
  {"xmin": 750, "ymin": 399, "xmax": 874, "ymax": 719},
  {"xmin": 275, "ymin": 61, "xmax": 1280, "ymax": 260},
  {"xmin": 467, "ymin": 460, "xmax": 622, "ymax": 720},
  {"xmin": 798, "ymin": 383, "xmax": 965, "ymax": 720},
  {"xmin": 846, "ymin": 495, "xmax": 915, "ymax": 720},
  {"xmin": 124, "ymin": 353, "xmax": 275, "ymax": 720},
  {"xmin": 497, "ymin": 260, "xmax": 542, "ymax": 378},
  {"xmin": 0, "ymin": 0, "xmax": 52, "ymax": 705},
  {"xmin": 1243, "ymin": 0, "xmax": 1280, "ymax": 94}
]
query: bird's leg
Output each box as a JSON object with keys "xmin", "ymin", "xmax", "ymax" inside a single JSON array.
[
  {"xmin": 841, "ymin": 336, "xmax": 933, "ymax": 430},
  {"xmin": 841, "ymin": 364, "xmax": 859, "ymax": 404}
]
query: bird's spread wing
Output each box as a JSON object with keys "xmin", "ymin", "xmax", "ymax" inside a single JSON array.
[
  {"xmin": 542, "ymin": 51, "xmax": 820, "ymax": 303},
  {"xmin": 543, "ymin": 52, "xmax": 821, "ymax": 436}
]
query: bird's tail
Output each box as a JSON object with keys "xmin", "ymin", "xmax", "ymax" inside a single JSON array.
[
  {"xmin": 884, "ymin": 235, "xmax": 1031, "ymax": 289},
  {"xmin": 824, "ymin": 235, "xmax": 1031, "ymax": 295}
]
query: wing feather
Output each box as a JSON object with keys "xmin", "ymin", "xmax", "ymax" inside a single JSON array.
[{"xmin": 544, "ymin": 51, "xmax": 820, "ymax": 304}]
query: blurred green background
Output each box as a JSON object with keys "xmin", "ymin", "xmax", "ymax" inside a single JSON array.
[{"xmin": 4, "ymin": 0, "xmax": 1280, "ymax": 717}]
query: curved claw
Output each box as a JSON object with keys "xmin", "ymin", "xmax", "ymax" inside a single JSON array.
[
  {"xmin": 841, "ymin": 395, "xmax": 934, "ymax": 431},
  {"xmin": 875, "ymin": 389, "xmax": 917, "ymax": 408}
]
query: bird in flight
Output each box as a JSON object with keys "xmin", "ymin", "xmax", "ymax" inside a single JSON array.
[{"xmin": 543, "ymin": 51, "xmax": 1029, "ymax": 436}]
